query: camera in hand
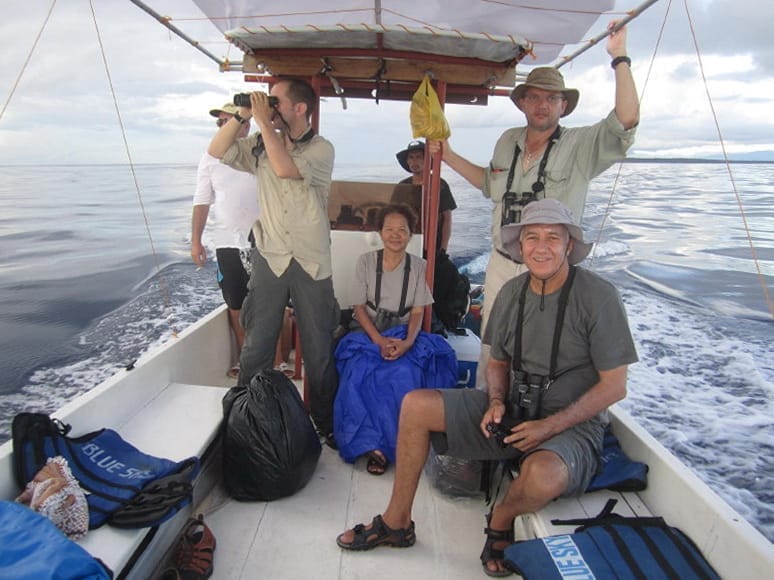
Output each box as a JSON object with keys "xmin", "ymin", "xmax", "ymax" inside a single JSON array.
[
  {"xmin": 233, "ymin": 93, "xmax": 279, "ymax": 108},
  {"xmin": 486, "ymin": 416, "xmax": 522, "ymax": 449}
]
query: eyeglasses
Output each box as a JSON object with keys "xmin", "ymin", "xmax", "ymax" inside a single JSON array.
[
  {"xmin": 216, "ymin": 118, "xmax": 229, "ymax": 127},
  {"xmin": 522, "ymin": 94, "xmax": 565, "ymax": 105}
]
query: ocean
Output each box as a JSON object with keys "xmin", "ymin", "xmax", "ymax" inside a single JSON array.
[{"xmin": 0, "ymin": 161, "xmax": 772, "ymax": 542}]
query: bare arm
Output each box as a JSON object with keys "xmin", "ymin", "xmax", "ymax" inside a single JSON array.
[
  {"xmin": 506, "ymin": 365, "xmax": 629, "ymax": 452},
  {"xmin": 607, "ymin": 20, "xmax": 640, "ymax": 130},
  {"xmin": 208, "ymin": 111, "xmax": 249, "ymax": 159},
  {"xmin": 428, "ymin": 140, "xmax": 486, "ymax": 190},
  {"xmin": 190, "ymin": 204, "xmax": 210, "ymax": 266},
  {"xmin": 480, "ymin": 357, "xmax": 511, "ymax": 436}
]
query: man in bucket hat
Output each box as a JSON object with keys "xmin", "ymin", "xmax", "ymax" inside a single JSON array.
[
  {"xmin": 336, "ymin": 198, "xmax": 638, "ymax": 577},
  {"xmin": 393, "ymin": 140, "xmax": 457, "ymax": 253},
  {"xmin": 429, "ymin": 20, "xmax": 639, "ymax": 392}
]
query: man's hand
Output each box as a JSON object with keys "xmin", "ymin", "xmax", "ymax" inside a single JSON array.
[
  {"xmin": 502, "ymin": 419, "xmax": 554, "ymax": 453},
  {"xmin": 606, "ymin": 19, "xmax": 628, "ymax": 58},
  {"xmin": 480, "ymin": 399, "xmax": 506, "ymax": 437},
  {"xmin": 250, "ymin": 91, "xmax": 276, "ymax": 127},
  {"xmin": 190, "ymin": 242, "xmax": 207, "ymax": 267}
]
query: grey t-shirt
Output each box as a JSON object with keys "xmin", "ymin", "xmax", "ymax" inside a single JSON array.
[
  {"xmin": 353, "ymin": 251, "xmax": 434, "ymax": 325},
  {"xmin": 483, "ymin": 267, "xmax": 638, "ymax": 417}
]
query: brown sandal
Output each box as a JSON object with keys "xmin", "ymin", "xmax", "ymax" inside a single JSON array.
[{"xmin": 336, "ymin": 514, "xmax": 416, "ymax": 551}]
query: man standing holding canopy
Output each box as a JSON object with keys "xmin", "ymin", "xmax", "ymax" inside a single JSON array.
[{"xmin": 428, "ymin": 20, "xmax": 639, "ymax": 389}]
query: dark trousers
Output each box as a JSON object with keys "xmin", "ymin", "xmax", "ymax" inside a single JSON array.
[{"xmin": 239, "ymin": 251, "xmax": 339, "ymax": 434}]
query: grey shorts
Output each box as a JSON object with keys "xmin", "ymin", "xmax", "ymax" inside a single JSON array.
[{"xmin": 431, "ymin": 388, "xmax": 604, "ymax": 497}]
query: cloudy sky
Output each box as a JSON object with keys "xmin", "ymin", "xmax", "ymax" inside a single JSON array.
[{"xmin": 1, "ymin": 0, "xmax": 773, "ymax": 166}]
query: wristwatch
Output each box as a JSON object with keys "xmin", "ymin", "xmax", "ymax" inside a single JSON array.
[
  {"xmin": 233, "ymin": 112, "xmax": 249, "ymax": 125},
  {"xmin": 611, "ymin": 56, "xmax": 631, "ymax": 69}
]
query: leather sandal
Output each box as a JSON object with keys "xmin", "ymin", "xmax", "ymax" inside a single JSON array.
[
  {"xmin": 336, "ymin": 514, "xmax": 416, "ymax": 551},
  {"xmin": 365, "ymin": 451, "xmax": 388, "ymax": 476},
  {"xmin": 480, "ymin": 513, "xmax": 515, "ymax": 577}
]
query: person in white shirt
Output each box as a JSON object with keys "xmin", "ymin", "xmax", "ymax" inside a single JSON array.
[{"xmin": 191, "ymin": 103, "xmax": 260, "ymax": 377}]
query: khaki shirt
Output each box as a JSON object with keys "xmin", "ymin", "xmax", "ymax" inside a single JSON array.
[
  {"xmin": 483, "ymin": 110, "xmax": 636, "ymax": 253},
  {"xmin": 222, "ymin": 130, "xmax": 335, "ymax": 280}
]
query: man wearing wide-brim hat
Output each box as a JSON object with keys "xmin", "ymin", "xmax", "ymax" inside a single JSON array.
[
  {"xmin": 335, "ymin": 198, "xmax": 639, "ymax": 578},
  {"xmin": 428, "ymin": 19, "xmax": 639, "ymax": 395}
]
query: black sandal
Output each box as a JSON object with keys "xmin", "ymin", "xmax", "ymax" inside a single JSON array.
[
  {"xmin": 336, "ymin": 514, "xmax": 416, "ymax": 551},
  {"xmin": 480, "ymin": 514, "xmax": 515, "ymax": 577},
  {"xmin": 366, "ymin": 451, "xmax": 388, "ymax": 476}
]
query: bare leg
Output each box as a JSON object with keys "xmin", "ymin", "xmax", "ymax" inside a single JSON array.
[
  {"xmin": 483, "ymin": 450, "xmax": 569, "ymax": 575},
  {"xmin": 227, "ymin": 308, "xmax": 245, "ymax": 353},
  {"xmin": 337, "ymin": 389, "xmax": 446, "ymax": 543}
]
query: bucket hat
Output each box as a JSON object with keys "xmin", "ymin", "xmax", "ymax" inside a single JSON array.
[
  {"xmin": 501, "ymin": 198, "xmax": 592, "ymax": 265},
  {"xmin": 209, "ymin": 102, "xmax": 240, "ymax": 118},
  {"xmin": 396, "ymin": 140, "xmax": 425, "ymax": 173},
  {"xmin": 510, "ymin": 67, "xmax": 579, "ymax": 117}
]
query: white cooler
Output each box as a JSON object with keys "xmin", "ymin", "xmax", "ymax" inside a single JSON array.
[{"xmin": 445, "ymin": 328, "xmax": 481, "ymax": 388}]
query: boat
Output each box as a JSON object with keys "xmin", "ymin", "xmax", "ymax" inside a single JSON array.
[{"xmin": 1, "ymin": 1, "xmax": 772, "ymax": 578}]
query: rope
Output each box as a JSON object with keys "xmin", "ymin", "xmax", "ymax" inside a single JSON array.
[
  {"xmin": 0, "ymin": 0, "xmax": 57, "ymax": 123},
  {"xmin": 88, "ymin": 0, "xmax": 179, "ymax": 337},
  {"xmin": 681, "ymin": 0, "xmax": 773, "ymax": 319},
  {"xmin": 588, "ymin": 0, "xmax": 772, "ymax": 320}
]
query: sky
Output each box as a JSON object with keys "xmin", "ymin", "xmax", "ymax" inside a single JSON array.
[{"xmin": 1, "ymin": 0, "xmax": 773, "ymax": 166}]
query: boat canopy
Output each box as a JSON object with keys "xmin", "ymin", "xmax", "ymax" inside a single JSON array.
[{"xmin": 190, "ymin": 1, "xmax": 615, "ymax": 102}]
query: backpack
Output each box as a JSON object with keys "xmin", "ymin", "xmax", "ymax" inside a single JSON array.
[
  {"xmin": 504, "ymin": 499, "xmax": 721, "ymax": 580},
  {"xmin": 12, "ymin": 413, "xmax": 199, "ymax": 529},
  {"xmin": 433, "ymin": 249, "xmax": 470, "ymax": 331}
]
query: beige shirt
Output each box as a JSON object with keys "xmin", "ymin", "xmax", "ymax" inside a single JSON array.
[
  {"xmin": 483, "ymin": 110, "xmax": 636, "ymax": 253},
  {"xmin": 222, "ymin": 130, "xmax": 335, "ymax": 280}
]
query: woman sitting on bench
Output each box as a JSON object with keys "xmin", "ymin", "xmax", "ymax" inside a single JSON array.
[{"xmin": 333, "ymin": 204, "xmax": 457, "ymax": 475}]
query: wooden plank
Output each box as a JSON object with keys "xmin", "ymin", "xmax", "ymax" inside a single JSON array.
[{"xmin": 243, "ymin": 54, "xmax": 514, "ymax": 87}]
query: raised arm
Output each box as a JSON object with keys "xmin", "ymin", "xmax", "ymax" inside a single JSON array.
[
  {"xmin": 607, "ymin": 20, "xmax": 640, "ymax": 130},
  {"xmin": 428, "ymin": 140, "xmax": 486, "ymax": 190}
]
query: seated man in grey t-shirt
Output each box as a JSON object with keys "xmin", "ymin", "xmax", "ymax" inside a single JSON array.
[{"xmin": 336, "ymin": 198, "xmax": 638, "ymax": 577}]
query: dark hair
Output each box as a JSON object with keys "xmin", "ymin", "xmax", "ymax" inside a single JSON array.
[
  {"xmin": 377, "ymin": 203, "xmax": 417, "ymax": 234},
  {"xmin": 279, "ymin": 78, "xmax": 317, "ymax": 118}
]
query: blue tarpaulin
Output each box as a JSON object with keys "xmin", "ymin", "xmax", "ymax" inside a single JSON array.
[{"xmin": 334, "ymin": 326, "xmax": 458, "ymax": 463}]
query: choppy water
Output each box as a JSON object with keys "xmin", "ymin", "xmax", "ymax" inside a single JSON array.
[{"xmin": 0, "ymin": 161, "xmax": 771, "ymax": 542}]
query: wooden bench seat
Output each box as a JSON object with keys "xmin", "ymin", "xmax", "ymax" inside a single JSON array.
[{"xmin": 516, "ymin": 488, "xmax": 651, "ymax": 540}]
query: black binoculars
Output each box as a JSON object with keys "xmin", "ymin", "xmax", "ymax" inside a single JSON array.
[{"xmin": 233, "ymin": 93, "xmax": 279, "ymax": 108}]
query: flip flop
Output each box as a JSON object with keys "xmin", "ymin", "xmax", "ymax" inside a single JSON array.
[
  {"xmin": 274, "ymin": 362, "xmax": 295, "ymax": 378},
  {"xmin": 366, "ymin": 451, "xmax": 388, "ymax": 476}
]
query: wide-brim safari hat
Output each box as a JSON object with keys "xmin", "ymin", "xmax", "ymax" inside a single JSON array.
[
  {"xmin": 510, "ymin": 67, "xmax": 580, "ymax": 117},
  {"xmin": 396, "ymin": 140, "xmax": 425, "ymax": 173},
  {"xmin": 501, "ymin": 198, "xmax": 592, "ymax": 265},
  {"xmin": 209, "ymin": 102, "xmax": 240, "ymax": 118}
]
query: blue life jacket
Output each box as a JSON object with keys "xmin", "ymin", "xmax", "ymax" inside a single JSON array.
[
  {"xmin": 504, "ymin": 499, "xmax": 721, "ymax": 580},
  {"xmin": 12, "ymin": 413, "xmax": 199, "ymax": 529}
]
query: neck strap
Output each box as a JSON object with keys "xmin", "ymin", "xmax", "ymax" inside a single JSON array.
[
  {"xmin": 512, "ymin": 265, "xmax": 576, "ymax": 380},
  {"xmin": 367, "ymin": 250, "xmax": 412, "ymax": 316},
  {"xmin": 504, "ymin": 125, "xmax": 562, "ymax": 194}
]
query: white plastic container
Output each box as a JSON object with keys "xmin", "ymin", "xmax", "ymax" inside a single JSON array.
[{"xmin": 445, "ymin": 328, "xmax": 481, "ymax": 388}]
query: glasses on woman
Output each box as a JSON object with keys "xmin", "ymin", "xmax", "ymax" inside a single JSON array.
[{"xmin": 216, "ymin": 118, "xmax": 229, "ymax": 127}]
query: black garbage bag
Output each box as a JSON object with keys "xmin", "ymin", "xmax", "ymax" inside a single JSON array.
[{"xmin": 222, "ymin": 369, "xmax": 322, "ymax": 501}]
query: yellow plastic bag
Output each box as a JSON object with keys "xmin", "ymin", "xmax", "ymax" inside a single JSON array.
[{"xmin": 410, "ymin": 75, "xmax": 451, "ymax": 140}]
